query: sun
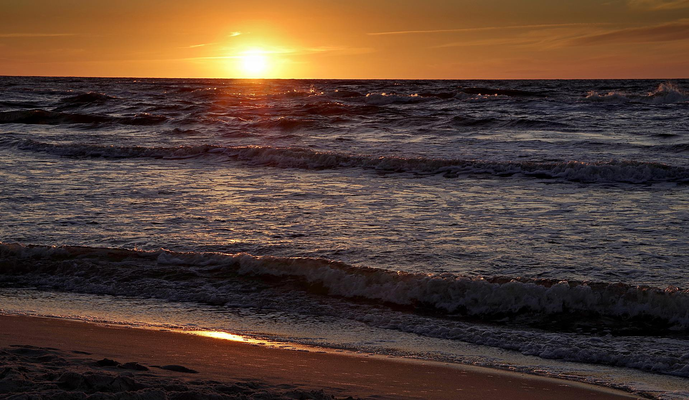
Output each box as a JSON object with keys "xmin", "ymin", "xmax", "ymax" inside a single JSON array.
[{"xmin": 240, "ymin": 50, "xmax": 269, "ymax": 77}]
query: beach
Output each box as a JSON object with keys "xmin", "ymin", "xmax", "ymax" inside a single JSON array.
[
  {"xmin": 2, "ymin": 0, "xmax": 689, "ymax": 396},
  {"xmin": 0, "ymin": 315, "xmax": 641, "ymax": 399}
]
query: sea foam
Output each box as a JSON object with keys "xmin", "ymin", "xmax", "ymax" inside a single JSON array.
[{"xmin": 3, "ymin": 243, "xmax": 689, "ymax": 331}]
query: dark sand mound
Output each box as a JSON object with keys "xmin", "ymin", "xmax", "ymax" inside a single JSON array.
[{"xmin": 0, "ymin": 345, "xmax": 353, "ymax": 400}]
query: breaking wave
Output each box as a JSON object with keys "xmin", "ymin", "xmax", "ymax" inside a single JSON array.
[
  {"xmin": 649, "ymin": 82, "xmax": 689, "ymax": 104},
  {"xmin": 4, "ymin": 138, "xmax": 688, "ymax": 184},
  {"xmin": 4, "ymin": 243, "xmax": 689, "ymax": 380},
  {"xmin": 585, "ymin": 82, "xmax": 689, "ymax": 105},
  {"xmin": 1, "ymin": 243, "xmax": 689, "ymax": 334}
]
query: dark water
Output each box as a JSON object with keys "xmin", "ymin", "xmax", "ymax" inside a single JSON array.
[{"xmin": 1, "ymin": 77, "xmax": 689, "ymax": 396}]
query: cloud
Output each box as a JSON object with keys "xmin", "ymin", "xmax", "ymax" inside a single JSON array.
[
  {"xmin": 367, "ymin": 23, "xmax": 608, "ymax": 36},
  {"xmin": 184, "ymin": 45, "xmax": 374, "ymax": 61},
  {"xmin": 187, "ymin": 43, "xmax": 216, "ymax": 48},
  {"xmin": 431, "ymin": 24, "xmax": 611, "ymax": 50},
  {"xmin": 0, "ymin": 33, "xmax": 75, "ymax": 38},
  {"xmin": 627, "ymin": 0, "xmax": 689, "ymax": 10},
  {"xmin": 568, "ymin": 20, "xmax": 689, "ymax": 45},
  {"xmin": 303, "ymin": 46, "xmax": 375, "ymax": 56},
  {"xmin": 432, "ymin": 37, "xmax": 541, "ymax": 48},
  {"xmin": 184, "ymin": 33, "xmax": 241, "ymax": 49}
]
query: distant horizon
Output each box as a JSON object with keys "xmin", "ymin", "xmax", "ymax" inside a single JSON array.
[{"xmin": 2, "ymin": 74, "xmax": 689, "ymax": 81}]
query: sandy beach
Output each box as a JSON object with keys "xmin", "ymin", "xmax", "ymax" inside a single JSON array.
[{"xmin": 0, "ymin": 315, "xmax": 642, "ymax": 399}]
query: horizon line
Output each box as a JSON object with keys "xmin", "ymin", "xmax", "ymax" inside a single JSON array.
[{"xmin": 1, "ymin": 74, "xmax": 687, "ymax": 81}]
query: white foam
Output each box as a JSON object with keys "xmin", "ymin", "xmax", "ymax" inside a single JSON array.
[
  {"xmin": 4, "ymin": 243, "xmax": 689, "ymax": 379},
  {"xmin": 364, "ymin": 93, "xmax": 425, "ymax": 105},
  {"xmin": 4, "ymin": 243, "xmax": 689, "ymax": 329},
  {"xmin": 585, "ymin": 91, "xmax": 631, "ymax": 103},
  {"xmin": 585, "ymin": 82, "xmax": 689, "ymax": 105}
]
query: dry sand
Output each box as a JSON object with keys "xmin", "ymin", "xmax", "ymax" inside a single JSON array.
[{"xmin": 0, "ymin": 315, "xmax": 642, "ymax": 399}]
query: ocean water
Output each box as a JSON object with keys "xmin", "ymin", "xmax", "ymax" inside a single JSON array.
[{"xmin": 1, "ymin": 77, "xmax": 688, "ymax": 397}]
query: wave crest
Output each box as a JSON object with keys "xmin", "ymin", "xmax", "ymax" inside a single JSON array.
[
  {"xmin": 58, "ymin": 92, "xmax": 115, "ymax": 106},
  {"xmin": 586, "ymin": 82, "xmax": 689, "ymax": 104},
  {"xmin": 0, "ymin": 110, "xmax": 167, "ymax": 126},
  {"xmin": 460, "ymin": 87, "xmax": 547, "ymax": 98},
  {"xmin": 2, "ymin": 243, "xmax": 689, "ymax": 333},
  {"xmin": 365, "ymin": 93, "xmax": 427, "ymax": 105},
  {"xmin": 4, "ymin": 139, "xmax": 687, "ymax": 184}
]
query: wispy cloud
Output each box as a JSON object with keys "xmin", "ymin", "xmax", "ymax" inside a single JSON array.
[
  {"xmin": 184, "ymin": 47, "xmax": 297, "ymax": 60},
  {"xmin": 432, "ymin": 21, "xmax": 689, "ymax": 49},
  {"xmin": 433, "ymin": 37, "xmax": 541, "ymax": 49},
  {"xmin": 367, "ymin": 23, "xmax": 608, "ymax": 36},
  {"xmin": 187, "ymin": 43, "xmax": 217, "ymax": 48},
  {"xmin": 627, "ymin": 0, "xmax": 689, "ymax": 10},
  {"xmin": 303, "ymin": 46, "xmax": 375, "ymax": 56},
  {"xmin": 184, "ymin": 45, "xmax": 374, "ymax": 61},
  {"xmin": 0, "ymin": 33, "xmax": 75, "ymax": 38},
  {"xmin": 184, "ymin": 32, "xmax": 241, "ymax": 49},
  {"xmin": 568, "ymin": 20, "xmax": 689, "ymax": 45}
]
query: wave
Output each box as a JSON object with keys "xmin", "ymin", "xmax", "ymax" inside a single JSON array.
[
  {"xmin": 450, "ymin": 116, "xmax": 498, "ymax": 127},
  {"xmin": 451, "ymin": 115, "xmax": 571, "ymax": 130},
  {"xmin": 648, "ymin": 82, "xmax": 689, "ymax": 104},
  {"xmin": 175, "ymin": 87, "xmax": 326, "ymax": 102},
  {"xmin": 58, "ymin": 92, "xmax": 115, "ymax": 106},
  {"xmin": 0, "ymin": 110, "xmax": 167, "ymax": 126},
  {"xmin": 665, "ymin": 143, "xmax": 689, "ymax": 153},
  {"xmin": 0, "ymin": 110, "xmax": 110, "ymax": 125},
  {"xmin": 364, "ymin": 93, "xmax": 428, "ymax": 105},
  {"xmin": 163, "ymin": 128, "xmax": 202, "ymax": 136},
  {"xmin": 250, "ymin": 117, "xmax": 319, "ymax": 131},
  {"xmin": 585, "ymin": 91, "xmax": 631, "ymax": 103},
  {"xmin": 280, "ymin": 88, "xmax": 323, "ymax": 98},
  {"xmin": 295, "ymin": 101, "xmax": 380, "ymax": 117},
  {"xmin": 460, "ymin": 87, "xmax": 547, "ymax": 98},
  {"xmin": 585, "ymin": 82, "xmax": 689, "ymax": 105},
  {"xmin": 362, "ymin": 91, "xmax": 463, "ymax": 102},
  {"xmin": 331, "ymin": 89, "xmax": 364, "ymax": 98},
  {"xmin": 2, "ymin": 243, "xmax": 689, "ymax": 335},
  {"xmin": 0, "ymin": 101, "xmax": 45, "ymax": 109},
  {"xmin": 4, "ymin": 243, "xmax": 689, "ymax": 381},
  {"xmin": 4, "ymin": 138, "xmax": 688, "ymax": 184},
  {"xmin": 417, "ymin": 91, "xmax": 458, "ymax": 99},
  {"xmin": 359, "ymin": 88, "xmax": 545, "ymax": 104}
]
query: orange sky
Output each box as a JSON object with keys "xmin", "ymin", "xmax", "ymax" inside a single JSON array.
[{"xmin": 1, "ymin": 0, "xmax": 688, "ymax": 79}]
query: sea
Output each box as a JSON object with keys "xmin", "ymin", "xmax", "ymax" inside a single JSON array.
[{"xmin": 1, "ymin": 77, "xmax": 688, "ymax": 398}]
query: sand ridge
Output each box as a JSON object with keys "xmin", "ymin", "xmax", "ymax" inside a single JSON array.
[{"xmin": 0, "ymin": 344, "xmax": 344, "ymax": 399}]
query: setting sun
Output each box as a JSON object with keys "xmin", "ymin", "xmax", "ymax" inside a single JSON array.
[{"xmin": 239, "ymin": 50, "xmax": 269, "ymax": 77}]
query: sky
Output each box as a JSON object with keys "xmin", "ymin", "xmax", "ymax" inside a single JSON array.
[{"xmin": 1, "ymin": 0, "xmax": 688, "ymax": 79}]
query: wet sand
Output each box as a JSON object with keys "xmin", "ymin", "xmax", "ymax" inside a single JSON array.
[{"xmin": 0, "ymin": 315, "xmax": 641, "ymax": 399}]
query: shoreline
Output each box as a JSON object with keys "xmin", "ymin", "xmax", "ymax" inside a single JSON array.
[{"xmin": 0, "ymin": 314, "xmax": 642, "ymax": 399}]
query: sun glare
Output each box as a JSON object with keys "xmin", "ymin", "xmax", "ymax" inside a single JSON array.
[{"xmin": 240, "ymin": 51, "xmax": 269, "ymax": 77}]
